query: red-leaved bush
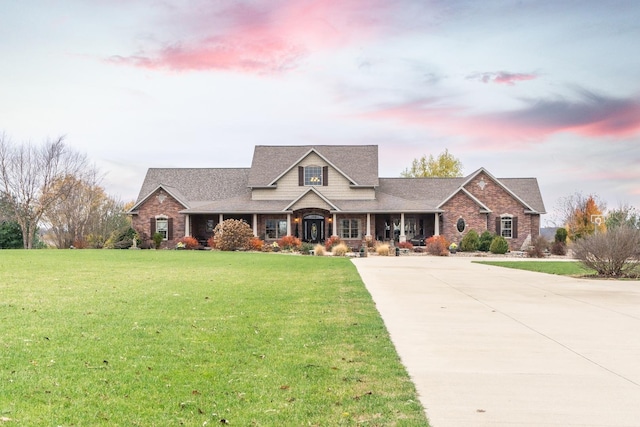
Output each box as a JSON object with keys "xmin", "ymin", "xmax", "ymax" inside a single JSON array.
[
  {"xmin": 177, "ymin": 236, "xmax": 199, "ymax": 249},
  {"xmin": 325, "ymin": 236, "xmax": 342, "ymax": 251},
  {"xmin": 398, "ymin": 241, "xmax": 414, "ymax": 250},
  {"xmin": 248, "ymin": 237, "xmax": 264, "ymax": 251},
  {"xmin": 277, "ymin": 235, "xmax": 302, "ymax": 250},
  {"xmin": 426, "ymin": 235, "xmax": 450, "ymax": 256}
]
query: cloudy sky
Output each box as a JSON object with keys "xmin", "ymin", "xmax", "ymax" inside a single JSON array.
[{"xmin": 2, "ymin": 0, "xmax": 639, "ymax": 225}]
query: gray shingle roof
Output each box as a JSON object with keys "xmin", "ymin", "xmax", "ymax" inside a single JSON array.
[
  {"xmin": 134, "ymin": 168, "xmax": 250, "ymax": 208},
  {"xmin": 247, "ymin": 145, "xmax": 379, "ymax": 187},
  {"xmin": 131, "ymin": 147, "xmax": 545, "ymax": 215}
]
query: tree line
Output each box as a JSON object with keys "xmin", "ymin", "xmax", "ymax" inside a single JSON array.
[{"xmin": 0, "ymin": 133, "xmax": 130, "ymax": 249}]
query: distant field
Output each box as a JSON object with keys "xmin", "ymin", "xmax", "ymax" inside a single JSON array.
[
  {"xmin": 0, "ymin": 250, "xmax": 428, "ymax": 426},
  {"xmin": 474, "ymin": 260, "xmax": 595, "ymax": 276}
]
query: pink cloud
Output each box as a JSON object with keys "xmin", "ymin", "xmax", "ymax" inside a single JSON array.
[
  {"xmin": 109, "ymin": 0, "xmax": 393, "ymax": 74},
  {"xmin": 360, "ymin": 91, "xmax": 640, "ymax": 145},
  {"xmin": 467, "ymin": 71, "xmax": 538, "ymax": 86}
]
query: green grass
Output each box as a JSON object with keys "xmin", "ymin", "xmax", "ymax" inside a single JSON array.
[
  {"xmin": 0, "ymin": 250, "xmax": 428, "ymax": 426},
  {"xmin": 474, "ymin": 260, "xmax": 595, "ymax": 276}
]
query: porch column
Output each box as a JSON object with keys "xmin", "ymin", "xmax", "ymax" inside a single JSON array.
[
  {"xmin": 332, "ymin": 213, "xmax": 337, "ymax": 237},
  {"xmin": 434, "ymin": 213, "xmax": 440, "ymax": 236},
  {"xmin": 287, "ymin": 213, "xmax": 292, "ymax": 236},
  {"xmin": 366, "ymin": 213, "xmax": 371, "ymax": 239},
  {"xmin": 184, "ymin": 214, "xmax": 190, "ymax": 237},
  {"xmin": 219, "ymin": 213, "xmax": 224, "ymax": 224},
  {"xmin": 252, "ymin": 214, "xmax": 258, "ymax": 237},
  {"xmin": 400, "ymin": 213, "xmax": 406, "ymax": 242}
]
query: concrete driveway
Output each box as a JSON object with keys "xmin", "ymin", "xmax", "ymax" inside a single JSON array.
[{"xmin": 352, "ymin": 255, "xmax": 640, "ymax": 427}]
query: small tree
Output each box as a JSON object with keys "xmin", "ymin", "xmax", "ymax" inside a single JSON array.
[
  {"xmin": 0, "ymin": 220, "xmax": 23, "ymax": 248},
  {"xmin": 213, "ymin": 219, "xmax": 254, "ymax": 251},
  {"xmin": 460, "ymin": 229, "xmax": 479, "ymax": 252},
  {"xmin": 572, "ymin": 225, "xmax": 640, "ymax": 278}
]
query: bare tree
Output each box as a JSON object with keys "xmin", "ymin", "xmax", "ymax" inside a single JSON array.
[
  {"xmin": 43, "ymin": 173, "xmax": 129, "ymax": 249},
  {"xmin": 0, "ymin": 134, "xmax": 91, "ymax": 248},
  {"xmin": 572, "ymin": 225, "xmax": 640, "ymax": 278}
]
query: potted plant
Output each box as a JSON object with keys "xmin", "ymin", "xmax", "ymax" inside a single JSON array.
[{"xmin": 449, "ymin": 242, "xmax": 458, "ymax": 254}]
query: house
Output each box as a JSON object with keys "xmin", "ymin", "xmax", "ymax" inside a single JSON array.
[{"xmin": 128, "ymin": 145, "xmax": 546, "ymax": 250}]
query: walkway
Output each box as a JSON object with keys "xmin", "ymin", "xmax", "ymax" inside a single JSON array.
[{"xmin": 352, "ymin": 256, "xmax": 640, "ymax": 427}]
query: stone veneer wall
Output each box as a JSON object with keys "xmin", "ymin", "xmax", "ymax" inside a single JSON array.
[{"xmin": 131, "ymin": 189, "xmax": 185, "ymax": 248}]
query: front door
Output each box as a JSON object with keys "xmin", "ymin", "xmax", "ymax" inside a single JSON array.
[{"xmin": 303, "ymin": 215, "xmax": 325, "ymax": 243}]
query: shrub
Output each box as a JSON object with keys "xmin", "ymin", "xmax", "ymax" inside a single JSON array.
[
  {"xmin": 106, "ymin": 226, "xmax": 138, "ymax": 249},
  {"xmin": 426, "ymin": 235, "xmax": 450, "ymax": 256},
  {"xmin": 325, "ymin": 236, "xmax": 342, "ymax": 251},
  {"xmin": 478, "ymin": 231, "xmax": 494, "ymax": 252},
  {"xmin": 550, "ymin": 241, "xmax": 567, "ymax": 256},
  {"xmin": 376, "ymin": 243, "xmax": 390, "ymax": 256},
  {"xmin": 490, "ymin": 236, "xmax": 509, "ymax": 254},
  {"xmin": 206, "ymin": 235, "xmax": 216, "ymax": 249},
  {"xmin": 300, "ymin": 242, "xmax": 314, "ymax": 255},
  {"xmin": 555, "ymin": 227, "xmax": 568, "ymax": 243},
  {"xmin": 572, "ymin": 225, "xmax": 640, "ymax": 278},
  {"xmin": 0, "ymin": 220, "xmax": 23, "ymax": 249},
  {"xmin": 277, "ymin": 235, "xmax": 302, "ymax": 251},
  {"xmin": 460, "ymin": 229, "xmax": 479, "ymax": 252},
  {"xmin": 152, "ymin": 232, "xmax": 163, "ymax": 249},
  {"xmin": 247, "ymin": 237, "xmax": 264, "ymax": 251},
  {"xmin": 72, "ymin": 239, "xmax": 88, "ymax": 249},
  {"xmin": 526, "ymin": 235, "xmax": 549, "ymax": 258},
  {"xmin": 313, "ymin": 244, "xmax": 325, "ymax": 256},
  {"xmin": 398, "ymin": 241, "xmax": 414, "ymax": 250},
  {"xmin": 213, "ymin": 219, "xmax": 254, "ymax": 251},
  {"xmin": 176, "ymin": 236, "xmax": 199, "ymax": 249},
  {"xmin": 331, "ymin": 243, "xmax": 349, "ymax": 256}
]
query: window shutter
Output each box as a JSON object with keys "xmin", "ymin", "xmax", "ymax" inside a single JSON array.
[
  {"xmin": 495, "ymin": 217, "xmax": 501, "ymax": 234},
  {"xmin": 513, "ymin": 217, "xmax": 518, "ymax": 238},
  {"xmin": 322, "ymin": 166, "xmax": 328, "ymax": 186},
  {"xmin": 168, "ymin": 218, "xmax": 174, "ymax": 240},
  {"xmin": 298, "ymin": 166, "xmax": 304, "ymax": 186},
  {"xmin": 150, "ymin": 218, "xmax": 156, "ymax": 236}
]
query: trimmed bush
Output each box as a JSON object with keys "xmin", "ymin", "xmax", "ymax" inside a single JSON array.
[
  {"xmin": 460, "ymin": 229, "xmax": 479, "ymax": 252},
  {"xmin": 152, "ymin": 232, "xmax": 163, "ymax": 249},
  {"xmin": 213, "ymin": 219, "xmax": 254, "ymax": 251},
  {"xmin": 426, "ymin": 235, "xmax": 450, "ymax": 256},
  {"xmin": 490, "ymin": 236, "xmax": 509, "ymax": 254},
  {"xmin": 555, "ymin": 227, "xmax": 568, "ymax": 243},
  {"xmin": 331, "ymin": 243, "xmax": 349, "ymax": 256},
  {"xmin": 478, "ymin": 231, "xmax": 494, "ymax": 252},
  {"xmin": 313, "ymin": 244, "xmax": 325, "ymax": 256},
  {"xmin": 375, "ymin": 243, "xmax": 390, "ymax": 256}
]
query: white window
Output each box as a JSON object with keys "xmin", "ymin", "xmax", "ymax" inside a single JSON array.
[
  {"xmin": 265, "ymin": 219, "xmax": 287, "ymax": 239},
  {"xmin": 501, "ymin": 215, "xmax": 513, "ymax": 238},
  {"xmin": 156, "ymin": 216, "xmax": 168, "ymax": 240},
  {"xmin": 304, "ymin": 166, "xmax": 322, "ymax": 186},
  {"xmin": 340, "ymin": 219, "xmax": 360, "ymax": 239}
]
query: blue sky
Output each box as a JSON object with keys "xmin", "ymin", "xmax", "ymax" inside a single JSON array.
[{"xmin": 2, "ymin": 0, "xmax": 639, "ymax": 225}]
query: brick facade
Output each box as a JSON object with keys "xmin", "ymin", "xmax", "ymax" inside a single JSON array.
[{"xmin": 132, "ymin": 189, "xmax": 185, "ymax": 249}]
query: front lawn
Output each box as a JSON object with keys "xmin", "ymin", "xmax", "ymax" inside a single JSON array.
[
  {"xmin": 0, "ymin": 250, "xmax": 428, "ymax": 426},
  {"xmin": 474, "ymin": 260, "xmax": 595, "ymax": 276}
]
